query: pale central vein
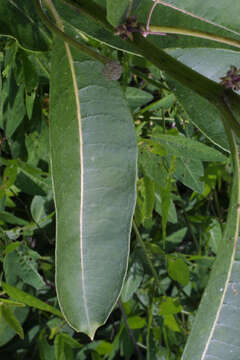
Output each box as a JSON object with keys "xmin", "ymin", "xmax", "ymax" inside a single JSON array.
[{"xmin": 65, "ymin": 43, "xmax": 90, "ymax": 330}]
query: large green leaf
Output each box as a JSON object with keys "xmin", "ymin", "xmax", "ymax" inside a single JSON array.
[
  {"xmin": 0, "ymin": 0, "xmax": 51, "ymax": 51},
  {"xmin": 154, "ymin": 0, "xmax": 240, "ymax": 35},
  {"xmin": 182, "ymin": 139, "xmax": 240, "ymax": 359},
  {"xmin": 50, "ymin": 40, "xmax": 137, "ymax": 338}
]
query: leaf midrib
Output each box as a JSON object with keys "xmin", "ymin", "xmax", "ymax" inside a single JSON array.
[{"xmin": 64, "ymin": 43, "xmax": 90, "ymax": 330}]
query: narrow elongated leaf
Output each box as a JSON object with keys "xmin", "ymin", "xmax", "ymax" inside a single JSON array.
[
  {"xmin": 0, "ymin": 304, "xmax": 28, "ymax": 347},
  {"xmin": 0, "ymin": 211, "xmax": 28, "ymax": 226},
  {"xmin": 50, "ymin": 40, "xmax": 137, "ymax": 338},
  {"xmin": 152, "ymin": 135, "xmax": 227, "ymax": 162},
  {"xmin": 2, "ymin": 304, "xmax": 24, "ymax": 339},
  {"xmin": 182, "ymin": 139, "xmax": 240, "ymax": 359},
  {"xmin": 2, "ymin": 282, "xmax": 63, "ymax": 318}
]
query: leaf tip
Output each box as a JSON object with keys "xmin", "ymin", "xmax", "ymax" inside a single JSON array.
[{"xmin": 81, "ymin": 322, "xmax": 101, "ymax": 341}]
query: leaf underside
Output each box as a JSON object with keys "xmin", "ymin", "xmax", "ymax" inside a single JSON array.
[{"xmin": 50, "ymin": 40, "xmax": 137, "ymax": 338}]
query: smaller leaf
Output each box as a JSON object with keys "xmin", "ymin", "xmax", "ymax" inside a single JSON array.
[
  {"xmin": 121, "ymin": 261, "xmax": 144, "ymax": 302},
  {"xmin": 25, "ymin": 91, "xmax": 36, "ymax": 120},
  {"xmin": 95, "ymin": 341, "xmax": 113, "ymax": 356},
  {"xmin": 5, "ymin": 82, "xmax": 25, "ymax": 138},
  {"xmin": 56, "ymin": 333, "xmax": 81, "ymax": 349},
  {"xmin": 125, "ymin": 87, "xmax": 153, "ymax": 111},
  {"xmin": 142, "ymin": 139, "xmax": 167, "ymax": 156},
  {"xmin": 128, "ymin": 315, "xmax": 146, "ymax": 329},
  {"xmin": 4, "ymin": 246, "xmax": 45, "ymax": 290},
  {"xmin": 155, "ymin": 190, "xmax": 177, "ymax": 224},
  {"xmin": 166, "ymin": 227, "xmax": 187, "ymax": 245},
  {"xmin": 20, "ymin": 52, "xmax": 38, "ymax": 93},
  {"xmin": 2, "ymin": 304, "xmax": 24, "ymax": 339},
  {"xmin": 0, "ymin": 164, "xmax": 18, "ymax": 198},
  {"xmin": 5, "ymin": 241, "xmax": 21, "ymax": 255},
  {"xmin": 159, "ymin": 297, "xmax": 182, "ymax": 316},
  {"xmin": 31, "ymin": 195, "xmax": 51, "ymax": 228},
  {"xmin": 0, "ymin": 211, "xmax": 28, "ymax": 226},
  {"xmin": 107, "ymin": 0, "xmax": 130, "ymax": 27},
  {"xmin": 152, "ymin": 135, "xmax": 227, "ymax": 162},
  {"xmin": 38, "ymin": 331, "xmax": 55, "ymax": 360},
  {"xmin": 168, "ymin": 258, "xmax": 189, "ymax": 286},
  {"xmin": 174, "ymin": 157, "xmax": 204, "ymax": 193},
  {"xmin": 142, "ymin": 175, "xmax": 155, "ymax": 221},
  {"xmin": 150, "ymin": 93, "xmax": 176, "ymax": 113},
  {"xmin": 1, "ymin": 282, "xmax": 63, "ymax": 318},
  {"xmin": 0, "ymin": 304, "xmax": 28, "ymax": 347},
  {"xmin": 15, "ymin": 159, "xmax": 50, "ymax": 195},
  {"xmin": 54, "ymin": 333, "xmax": 66, "ymax": 360},
  {"xmin": 164, "ymin": 314, "xmax": 181, "ymax": 333},
  {"xmin": 0, "ymin": 298, "xmax": 25, "ymax": 307}
]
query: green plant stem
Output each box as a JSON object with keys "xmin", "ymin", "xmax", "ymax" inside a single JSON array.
[
  {"xmin": 133, "ymin": 220, "xmax": 164, "ymax": 293},
  {"xmin": 35, "ymin": 0, "xmax": 109, "ymax": 64},
  {"xmin": 118, "ymin": 300, "xmax": 144, "ymax": 360},
  {"xmin": 146, "ymin": 26, "xmax": 240, "ymax": 50}
]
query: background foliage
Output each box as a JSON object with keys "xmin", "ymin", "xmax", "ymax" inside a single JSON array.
[{"xmin": 0, "ymin": 0, "xmax": 239, "ymax": 359}]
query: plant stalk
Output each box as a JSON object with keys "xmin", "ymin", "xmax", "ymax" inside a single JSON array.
[{"xmin": 118, "ymin": 300, "xmax": 144, "ymax": 360}]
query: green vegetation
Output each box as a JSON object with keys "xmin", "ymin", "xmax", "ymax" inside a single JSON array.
[{"xmin": 0, "ymin": 1, "xmax": 240, "ymax": 359}]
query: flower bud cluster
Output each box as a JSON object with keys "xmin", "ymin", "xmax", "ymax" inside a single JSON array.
[
  {"xmin": 115, "ymin": 16, "xmax": 145, "ymax": 41},
  {"xmin": 220, "ymin": 65, "xmax": 240, "ymax": 90}
]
